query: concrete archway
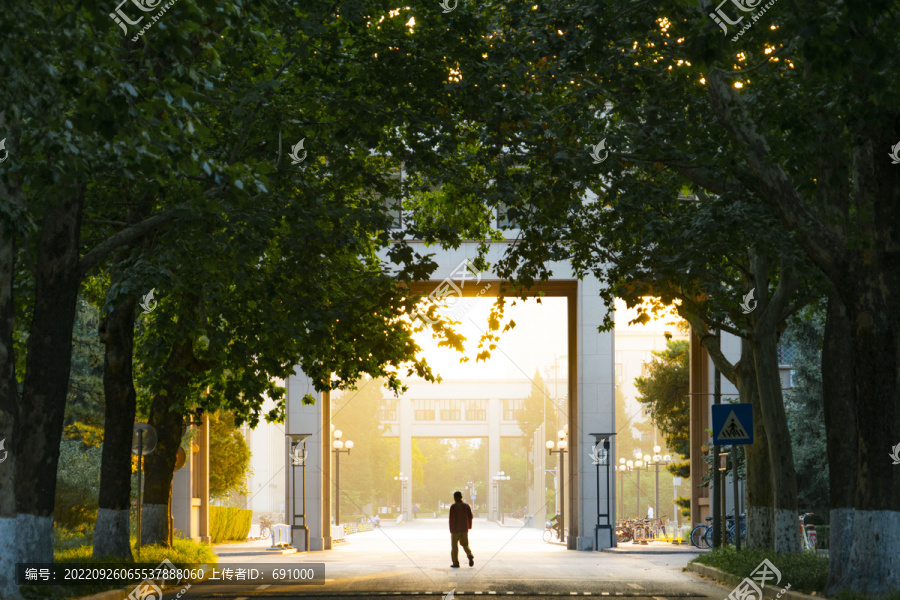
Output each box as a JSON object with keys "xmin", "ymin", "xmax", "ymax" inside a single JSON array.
[{"xmin": 285, "ymin": 252, "xmax": 615, "ymax": 552}]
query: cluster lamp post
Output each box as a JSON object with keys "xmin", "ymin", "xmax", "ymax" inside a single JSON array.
[
  {"xmin": 394, "ymin": 473, "xmax": 408, "ymax": 519},
  {"xmin": 492, "ymin": 472, "xmax": 510, "ymax": 523},
  {"xmin": 331, "ymin": 430, "xmax": 353, "ymax": 526},
  {"xmin": 547, "ymin": 428, "xmax": 568, "ymax": 543},
  {"xmin": 648, "ymin": 446, "xmax": 673, "ymax": 527}
]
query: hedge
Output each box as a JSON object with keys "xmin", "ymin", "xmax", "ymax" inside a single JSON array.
[
  {"xmin": 209, "ymin": 506, "xmax": 252, "ymax": 543},
  {"xmin": 814, "ymin": 524, "xmax": 829, "ymax": 550}
]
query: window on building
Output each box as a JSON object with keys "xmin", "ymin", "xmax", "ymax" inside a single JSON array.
[
  {"xmin": 439, "ymin": 399, "xmax": 461, "ymax": 421},
  {"xmin": 502, "ymin": 398, "xmax": 524, "ymax": 421},
  {"xmin": 615, "ymin": 363, "xmax": 623, "ymax": 384},
  {"xmin": 384, "ymin": 196, "xmax": 402, "ymax": 229},
  {"xmin": 777, "ymin": 342, "xmax": 796, "ymax": 366},
  {"xmin": 378, "ymin": 399, "xmax": 398, "ymax": 421},
  {"xmin": 497, "ymin": 202, "xmax": 518, "ymax": 229},
  {"xmin": 465, "ymin": 400, "xmax": 487, "ymax": 421},
  {"xmin": 414, "ymin": 399, "xmax": 436, "ymax": 421}
]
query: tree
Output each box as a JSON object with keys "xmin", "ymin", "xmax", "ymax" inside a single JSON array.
[
  {"xmin": 209, "ymin": 412, "xmax": 251, "ymax": 501},
  {"xmin": 516, "ymin": 370, "xmax": 553, "ymax": 441},
  {"xmin": 782, "ymin": 312, "xmax": 828, "ymax": 515},
  {"xmin": 634, "ymin": 337, "xmax": 690, "ymax": 479},
  {"xmin": 332, "ymin": 378, "xmax": 396, "ymax": 518},
  {"xmin": 391, "ymin": 0, "xmax": 825, "ymax": 551}
]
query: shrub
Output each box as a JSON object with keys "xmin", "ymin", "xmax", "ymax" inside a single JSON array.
[
  {"xmin": 209, "ymin": 507, "xmax": 252, "ymax": 542},
  {"xmin": 54, "ymin": 440, "xmax": 102, "ymax": 529}
]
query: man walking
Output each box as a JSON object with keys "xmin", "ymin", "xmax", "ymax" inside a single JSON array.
[{"xmin": 448, "ymin": 491, "xmax": 474, "ymax": 568}]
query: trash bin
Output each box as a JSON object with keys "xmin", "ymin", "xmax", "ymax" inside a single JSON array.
[{"xmin": 524, "ymin": 514, "xmax": 534, "ymax": 527}]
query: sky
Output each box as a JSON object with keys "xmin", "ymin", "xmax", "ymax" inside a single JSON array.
[
  {"xmin": 408, "ymin": 296, "xmax": 569, "ymax": 382},
  {"xmin": 406, "ymin": 295, "xmax": 683, "ymax": 384}
]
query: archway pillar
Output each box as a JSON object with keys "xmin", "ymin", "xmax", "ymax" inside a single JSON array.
[
  {"xmin": 575, "ymin": 276, "xmax": 615, "ymax": 551},
  {"xmin": 285, "ymin": 368, "xmax": 329, "ymax": 550}
]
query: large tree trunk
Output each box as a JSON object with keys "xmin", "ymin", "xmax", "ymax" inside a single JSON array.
[
  {"xmin": 93, "ymin": 289, "xmax": 138, "ymax": 560},
  {"xmin": 16, "ymin": 190, "xmax": 85, "ymax": 563},
  {"xmin": 733, "ymin": 340, "xmax": 773, "ymax": 549},
  {"xmin": 141, "ymin": 341, "xmax": 194, "ymax": 546},
  {"xmin": 0, "ymin": 232, "xmax": 21, "ymax": 599},
  {"xmin": 839, "ymin": 271, "xmax": 900, "ymax": 593},
  {"xmin": 751, "ymin": 328, "xmax": 801, "ymax": 553},
  {"xmin": 822, "ymin": 290, "xmax": 856, "ymax": 595}
]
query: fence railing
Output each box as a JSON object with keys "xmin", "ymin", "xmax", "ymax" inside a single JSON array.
[
  {"xmin": 271, "ymin": 523, "xmax": 291, "ymax": 546},
  {"xmin": 339, "ymin": 521, "xmax": 374, "ymax": 536}
]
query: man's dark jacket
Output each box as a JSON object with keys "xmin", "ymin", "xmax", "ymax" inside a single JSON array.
[{"xmin": 449, "ymin": 500, "xmax": 473, "ymax": 533}]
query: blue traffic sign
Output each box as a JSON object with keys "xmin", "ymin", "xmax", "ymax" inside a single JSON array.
[{"xmin": 712, "ymin": 403, "xmax": 754, "ymax": 445}]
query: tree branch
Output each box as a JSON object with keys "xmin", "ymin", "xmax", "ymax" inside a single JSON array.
[
  {"xmin": 680, "ymin": 308, "xmax": 737, "ymax": 382},
  {"xmin": 78, "ymin": 207, "xmax": 180, "ymax": 276},
  {"xmin": 705, "ymin": 69, "xmax": 847, "ymax": 281},
  {"xmin": 228, "ymin": 49, "xmax": 304, "ymax": 166},
  {"xmin": 677, "ymin": 294, "xmax": 745, "ymax": 339},
  {"xmin": 671, "ymin": 164, "xmax": 746, "ymax": 198},
  {"xmin": 83, "ymin": 218, "xmax": 128, "ymax": 228}
]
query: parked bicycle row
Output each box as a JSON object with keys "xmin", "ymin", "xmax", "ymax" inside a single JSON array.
[
  {"xmin": 616, "ymin": 515, "xmax": 669, "ymax": 543},
  {"xmin": 689, "ymin": 512, "xmax": 818, "ymax": 551}
]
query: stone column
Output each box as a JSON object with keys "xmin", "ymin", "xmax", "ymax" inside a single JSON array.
[
  {"xmin": 399, "ymin": 397, "xmax": 412, "ymax": 520},
  {"xmin": 532, "ymin": 424, "xmax": 546, "ymax": 527},
  {"xmin": 321, "ymin": 390, "xmax": 332, "ymax": 549},
  {"xmin": 171, "ymin": 438, "xmax": 191, "ymax": 539},
  {"xmin": 488, "ymin": 398, "xmax": 501, "ymax": 521},
  {"xmin": 198, "ymin": 413, "xmax": 210, "ymax": 543},
  {"xmin": 689, "ymin": 333, "xmax": 710, "ymax": 526}
]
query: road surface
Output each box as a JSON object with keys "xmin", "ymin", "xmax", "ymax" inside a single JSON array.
[{"xmin": 165, "ymin": 518, "xmax": 727, "ymax": 599}]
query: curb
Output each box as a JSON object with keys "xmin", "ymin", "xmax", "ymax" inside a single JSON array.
[
  {"xmin": 74, "ymin": 589, "xmax": 132, "ymax": 600},
  {"xmin": 73, "ymin": 567, "xmax": 214, "ymax": 600},
  {"xmin": 602, "ymin": 547, "xmax": 701, "ymax": 555},
  {"xmin": 74, "ymin": 581, "xmax": 187, "ymax": 600},
  {"xmin": 687, "ymin": 562, "xmax": 822, "ymax": 600}
]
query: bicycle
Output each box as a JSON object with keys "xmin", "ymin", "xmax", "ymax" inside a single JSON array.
[
  {"xmin": 690, "ymin": 517, "xmax": 712, "ymax": 549},
  {"xmin": 542, "ymin": 519, "xmax": 568, "ymax": 543},
  {"xmin": 701, "ymin": 512, "xmax": 746, "ymax": 547},
  {"xmin": 616, "ymin": 519, "xmax": 634, "ymax": 543},
  {"xmin": 651, "ymin": 514, "xmax": 668, "ymax": 540},
  {"xmin": 259, "ymin": 514, "xmax": 273, "ymax": 540},
  {"xmin": 632, "ymin": 518, "xmax": 652, "ymax": 543},
  {"xmin": 800, "ymin": 512, "xmax": 817, "ymax": 552}
]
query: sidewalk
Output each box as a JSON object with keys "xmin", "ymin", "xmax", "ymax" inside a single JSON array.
[{"xmin": 604, "ymin": 541, "xmax": 703, "ymax": 554}]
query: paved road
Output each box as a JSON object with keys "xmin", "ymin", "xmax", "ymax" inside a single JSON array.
[{"xmin": 170, "ymin": 518, "xmax": 727, "ymax": 599}]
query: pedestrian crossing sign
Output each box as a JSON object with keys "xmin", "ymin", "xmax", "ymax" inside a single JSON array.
[{"xmin": 712, "ymin": 403, "xmax": 754, "ymax": 445}]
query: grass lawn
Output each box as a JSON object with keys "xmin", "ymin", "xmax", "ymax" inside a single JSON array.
[
  {"xmin": 692, "ymin": 547, "xmax": 900, "ymax": 600},
  {"xmin": 692, "ymin": 546, "xmax": 827, "ymax": 594},
  {"xmin": 20, "ymin": 530, "xmax": 217, "ymax": 600}
]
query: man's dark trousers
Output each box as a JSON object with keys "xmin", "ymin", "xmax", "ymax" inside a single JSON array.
[{"xmin": 451, "ymin": 531, "xmax": 474, "ymax": 567}]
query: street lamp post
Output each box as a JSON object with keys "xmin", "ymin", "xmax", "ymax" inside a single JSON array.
[
  {"xmin": 618, "ymin": 458, "xmax": 627, "ymax": 517},
  {"xmin": 394, "ymin": 473, "xmax": 408, "ymax": 519},
  {"xmin": 620, "ymin": 457, "xmax": 650, "ymax": 543},
  {"xmin": 649, "ymin": 446, "xmax": 672, "ymax": 531},
  {"xmin": 492, "ymin": 472, "xmax": 510, "ymax": 524},
  {"xmin": 547, "ymin": 429, "xmax": 568, "ymax": 543},
  {"xmin": 332, "ymin": 430, "xmax": 353, "ymax": 527},
  {"xmin": 287, "ymin": 433, "xmax": 312, "ymax": 551},
  {"xmin": 633, "ymin": 449, "xmax": 645, "ymax": 518}
]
